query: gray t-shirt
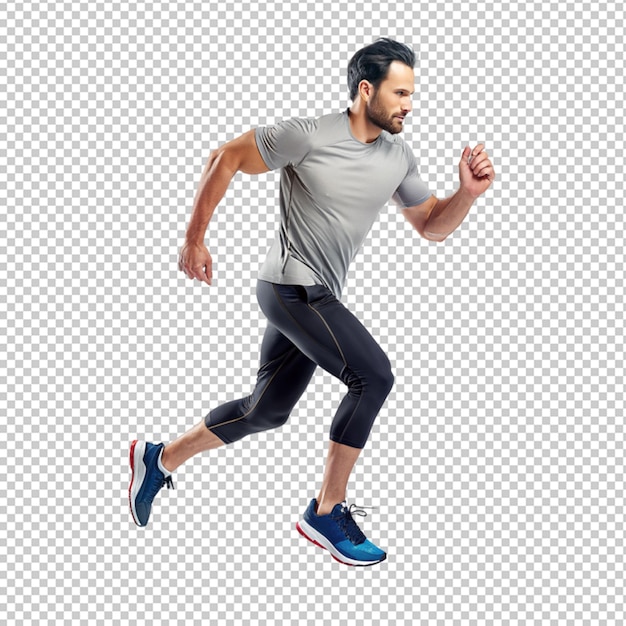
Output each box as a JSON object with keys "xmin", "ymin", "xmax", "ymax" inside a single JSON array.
[{"xmin": 255, "ymin": 109, "xmax": 432, "ymax": 298}]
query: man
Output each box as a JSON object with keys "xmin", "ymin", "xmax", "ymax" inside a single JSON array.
[{"xmin": 128, "ymin": 38, "xmax": 495, "ymax": 566}]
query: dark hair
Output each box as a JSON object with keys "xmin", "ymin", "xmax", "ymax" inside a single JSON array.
[{"xmin": 347, "ymin": 38, "xmax": 416, "ymax": 101}]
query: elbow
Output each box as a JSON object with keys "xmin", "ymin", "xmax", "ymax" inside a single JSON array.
[
  {"xmin": 214, "ymin": 146, "xmax": 237, "ymax": 173},
  {"xmin": 208, "ymin": 143, "xmax": 241, "ymax": 177}
]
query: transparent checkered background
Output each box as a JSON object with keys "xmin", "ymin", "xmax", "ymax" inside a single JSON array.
[{"xmin": 1, "ymin": 1, "xmax": 624, "ymax": 624}]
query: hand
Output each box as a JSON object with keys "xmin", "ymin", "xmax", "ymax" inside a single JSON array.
[
  {"xmin": 459, "ymin": 144, "xmax": 495, "ymax": 199},
  {"xmin": 178, "ymin": 242, "xmax": 213, "ymax": 285}
]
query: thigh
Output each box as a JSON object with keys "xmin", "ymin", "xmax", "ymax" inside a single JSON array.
[
  {"xmin": 302, "ymin": 284, "xmax": 391, "ymax": 376},
  {"xmin": 255, "ymin": 321, "xmax": 318, "ymax": 407},
  {"xmin": 258, "ymin": 322, "xmax": 302, "ymax": 369},
  {"xmin": 206, "ymin": 321, "xmax": 317, "ymax": 440},
  {"xmin": 257, "ymin": 281, "xmax": 390, "ymax": 380}
]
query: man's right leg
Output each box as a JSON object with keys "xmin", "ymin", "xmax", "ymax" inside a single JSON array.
[
  {"xmin": 160, "ymin": 318, "xmax": 317, "ymax": 470},
  {"xmin": 129, "ymin": 322, "xmax": 316, "ymax": 526},
  {"xmin": 160, "ymin": 420, "xmax": 225, "ymax": 473}
]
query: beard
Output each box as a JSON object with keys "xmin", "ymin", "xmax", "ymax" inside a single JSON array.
[{"xmin": 366, "ymin": 93, "xmax": 405, "ymax": 134}]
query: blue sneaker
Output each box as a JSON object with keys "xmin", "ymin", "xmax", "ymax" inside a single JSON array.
[
  {"xmin": 128, "ymin": 440, "xmax": 174, "ymax": 527},
  {"xmin": 296, "ymin": 499, "xmax": 387, "ymax": 566}
]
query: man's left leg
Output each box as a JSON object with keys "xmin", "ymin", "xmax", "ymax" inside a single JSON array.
[
  {"xmin": 257, "ymin": 281, "xmax": 393, "ymax": 565},
  {"xmin": 297, "ymin": 440, "xmax": 387, "ymax": 566},
  {"xmin": 315, "ymin": 440, "xmax": 362, "ymax": 516}
]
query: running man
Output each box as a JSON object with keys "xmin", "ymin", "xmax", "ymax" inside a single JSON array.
[{"xmin": 129, "ymin": 38, "xmax": 495, "ymax": 566}]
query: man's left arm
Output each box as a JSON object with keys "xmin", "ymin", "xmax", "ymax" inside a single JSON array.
[{"xmin": 402, "ymin": 144, "xmax": 495, "ymax": 242}]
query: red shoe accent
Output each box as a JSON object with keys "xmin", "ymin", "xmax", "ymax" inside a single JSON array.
[
  {"xmin": 296, "ymin": 522, "xmax": 326, "ymax": 550},
  {"xmin": 296, "ymin": 523, "xmax": 357, "ymax": 566},
  {"xmin": 129, "ymin": 440, "xmax": 137, "ymax": 472},
  {"xmin": 128, "ymin": 440, "xmax": 138, "ymax": 525}
]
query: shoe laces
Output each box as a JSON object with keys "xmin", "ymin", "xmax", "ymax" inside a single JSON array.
[
  {"xmin": 146, "ymin": 473, "xmax": 174, "ymax": 501},
  {"xmin": 332, "ymin": 502, "xmax": 373, "ymax": 546}
]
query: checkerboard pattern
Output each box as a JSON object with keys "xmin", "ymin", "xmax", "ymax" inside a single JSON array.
[{"xmin": 1, "ymin": 1, "xmax": 624, "ymax": 624}]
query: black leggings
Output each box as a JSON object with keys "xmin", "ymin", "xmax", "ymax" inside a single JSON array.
[{"xmin": 205, "ymin": 280, "xmax": 394, "ymax": 448}]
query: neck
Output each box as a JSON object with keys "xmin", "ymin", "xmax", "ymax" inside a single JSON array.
[{"xmin": 348, "ymin": 101, "xmax": 383, "ymax": 144}]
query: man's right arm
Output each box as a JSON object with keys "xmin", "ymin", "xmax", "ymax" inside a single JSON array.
[{"xmin": 179, "ymin": 129, "xmax": 269, "ymax": 285}]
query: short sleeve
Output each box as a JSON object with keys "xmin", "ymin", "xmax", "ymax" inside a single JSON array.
[
  {"xmin": 392, "ymin": 146, "xmax": 433, "ymax": 209},
  {"xmin": 255, "ymin": 117, "xmax": 317, "ymax": 171}
]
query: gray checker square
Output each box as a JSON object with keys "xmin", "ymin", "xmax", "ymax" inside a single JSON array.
[{"xmin": 0, "ymin": 0, "xmax": 624, "ymax": 624}]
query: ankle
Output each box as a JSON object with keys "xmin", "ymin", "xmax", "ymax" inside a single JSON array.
[
  {"xmin": 316, "ymin": 496, "xmax": 345, "ymax": 516},
  {"xmin": 159, "ymin": 447, "xmax": 175, "ymax": 474}
]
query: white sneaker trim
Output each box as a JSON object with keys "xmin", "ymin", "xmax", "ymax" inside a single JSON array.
[
  {"xmin": 129, "ymin": 440, "xmax": 147, "ymax": 526},
  {"xmin": 298, "ymin": 518, "xmax": 384, "ymax": 566}
]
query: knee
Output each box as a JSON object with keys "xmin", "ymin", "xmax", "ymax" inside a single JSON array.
[
  {"xmin": 373, "ymin": 364, "xmax": 395, "ymax": 398},
  {"xmin": 260, "ymin": 410, "xmax": 291, "ymax": 431},
  {"xmin": 245, "ymin": 402, "xmax": 291, "ymax": 433},
  {"xmin": 344, "ymin": 362, "xmax": 394, "ymax": 399}
]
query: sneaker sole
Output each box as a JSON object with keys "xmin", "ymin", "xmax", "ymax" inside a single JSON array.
[
  {"xmin": 296, "ymin": 519, "xmax": 386, "ymax": 567},
  {"xmin": 128, "ymin": 440, "xmax": 147, "ymax": 526}
]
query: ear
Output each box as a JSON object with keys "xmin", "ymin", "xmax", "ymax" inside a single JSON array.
[{"xmin": 358, "ymin": 80, "xmax": 374, "ymax": 102}]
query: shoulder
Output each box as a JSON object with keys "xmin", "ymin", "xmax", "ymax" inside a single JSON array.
[
  {"xmin": 316, "ymin": 110, "xmax": 348, "ymax": 130},
  {"xmin": 274, "ymin": 111, "xmax": 350, "ymax": 152},
  {"xmin": 258, "ymin": 116, "xmax": 319, "ymax": 139},
  {"xmin": 380, "ymin": 131, "xmax": 411, "ymax": 152},
  {"xmin": 255, "ymin": 115, "xmax": 324, "ymax": 169},
  {"xmin": 379, "ymin": 132, "xmax": 417, "ymax": 164},
  {"xmin": 259, "ymin": 115, "xmax": 320, "ymax": 150},
  {"xmin": 280, "ymin": 111, "xmax": 346, "ymax": 146},
  {"xmin": 279, "ymin": 116, "xmax": 320, "ymax": 132}
]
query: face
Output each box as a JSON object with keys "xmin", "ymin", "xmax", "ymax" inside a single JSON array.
[{"xmin": 365, "ymin": 61, "xmax": 415, "ymax": 134}]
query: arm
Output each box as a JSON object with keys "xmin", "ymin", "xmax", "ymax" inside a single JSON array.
[
  {"xmin": 179, "ymin": 130, "xmax": 269, "ymax": 284},
  {"xmin": 403, "ymin": 144, "xmax": 495, "ymax": 242}
]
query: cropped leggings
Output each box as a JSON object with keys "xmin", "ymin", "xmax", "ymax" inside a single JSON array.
[{"xmin": 205, "ymin": 280, "xmax": 394, "ymax": 449}]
